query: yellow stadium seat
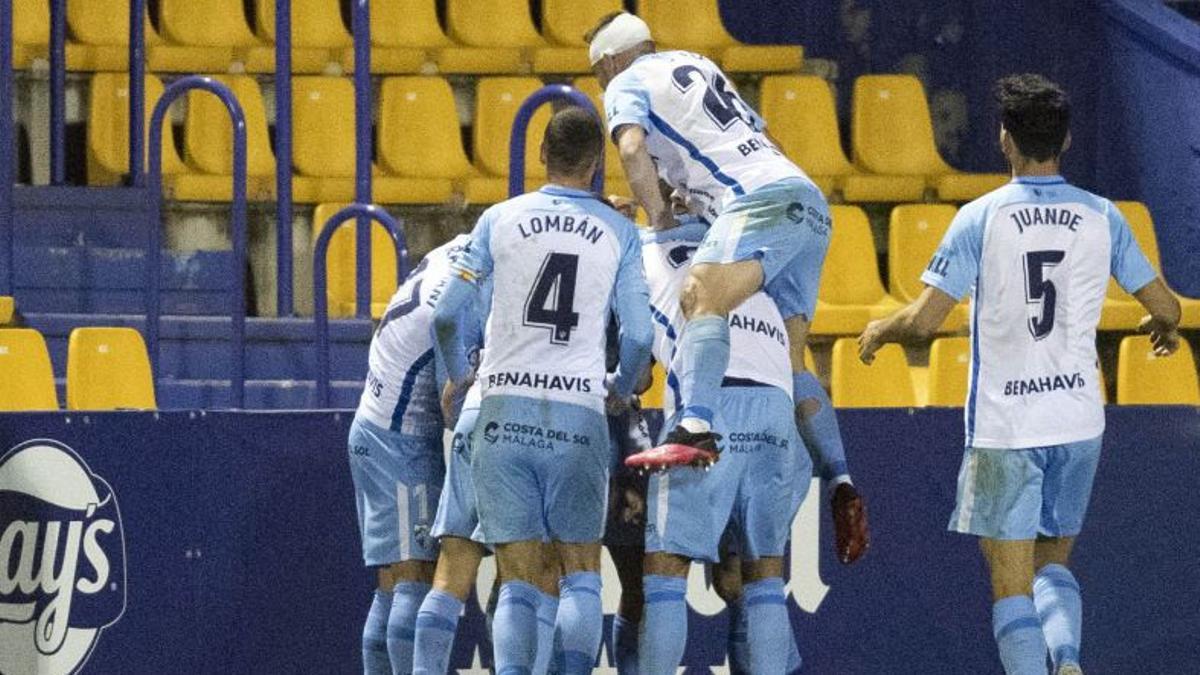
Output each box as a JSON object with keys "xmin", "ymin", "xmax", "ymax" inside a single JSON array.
[
  {"xmin": 367, "ymin": 0, "xmax": 522, "ymax": 74},
  {"xmin": 174, "ymin": 75, "xmax": 276, "ymax": 202},
  {"xmin": 447, "ymin": 0, "xmax": 544, "ymax": 48},
  {"xmin": 159, "ymin": 0, "xmax": 259, "ymax": 48},
  {"xmin": 65, "ymin": 0, "xmax": 222, "ymax": 72},
  {"xmin": 759, "ymin": 76, "xmax": 925, "ymax": 202},
  {"xmin": 0, "ymin": 328, "xmax": 58, "ymax": 411},
  {"xmin": 379, "ymin": 78, "xmax": 474, "ymax": 184},
  {"xmin": 66, "ymin": 327, "xmax": 156, "ymax": 410},
  {"xmin": 87, "ymin": 74, "xmax": 188, "ymax": 186},
  {"xmin": 638, "ymin": 0, "xmax": 802, "ymax": 72},
  {"xmin": 810, "ymin": 206, "xmax": 904, "ymax": 335},
  {"xmin": 12, "ymin": 0, "xmax": 48, "ymax": 68},
  {"xmin": 535, "ymin": 0, "xmax": 623, "ymax": 72},
  {"xmin": 572, "ymin": 77, "xmax": 632, "ymax": 197},
  {"xmin": 926, "ymin": 337, "xmax": 970, "ymax": 406},
  {"xmin": 830, "ymin": 338, "xmax": 916, "ymax": 408},
  {"xmin": 313, "ymin": 203, "xmax": 401, "ymax": 318},
  {"xmin": 887, "ymin": 204, "xmax": 969, "ymax": 331},
  {"xmin": 292, "ymin": 77, "xmax": 453, "ymax": 204},
  {"xmin": 0, "ymin": 296, "xmax": 14, "ymax": 324},
  {"xmin": 464, "ymin": 77, "xmax": 551, "ymax": 204},
  {"xmin": 1100, "ymin": 201, "xmax": 1200, "ymax": 330},
  {"xmin": 1116, "ymin": 335, "xmax": 1200, "ymax": 405},
  {"xmin": 255, "ymin": 0, "xmax": 353, "ymax": 73},
  {"xmin": 852, "ymin": 75, "xmax": 1008, "ymax": 201}
]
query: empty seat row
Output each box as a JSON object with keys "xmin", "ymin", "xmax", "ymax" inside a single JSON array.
[
  {"xmin": 10, "ymin": 0, "xmax": 802, "ymax": 75},
  {"xmin": 761, "ymin": 74, "xmax": 1008, "ymax": 202},
  {"xmin": 0, "ymin": 327, "xmax": 156, "ymax": 411},
  {"xmin": 830, "ymin": 336, "xmax": 1200, "ymax": 408}
]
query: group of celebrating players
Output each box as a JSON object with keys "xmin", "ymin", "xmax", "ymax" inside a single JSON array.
[{"xmin": 344, "ymin": 11, "xmax": 1183, "ymax": 675}]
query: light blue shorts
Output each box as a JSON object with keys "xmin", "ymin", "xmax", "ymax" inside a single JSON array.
[
  {"xmin": 431, "ymin": 405, "xmax": 483, "ymax": 542},
  {"xmin": 472, "ymin": 395, "xmax": 610, "ymax": 545},
  {"xmin": 693, "ymin": 177, "xmax": 831, "ymax": 321},
  {"xmin": 348, "ymin": 417, "xmax": 445, "ymax": 566},
  {"xmin": 645, "ymin": 386, "xmax": 812, "ymax": 562},
  {"xmin": 948, "ymin": 436, "xmax": 1103, "ymax": 540}
]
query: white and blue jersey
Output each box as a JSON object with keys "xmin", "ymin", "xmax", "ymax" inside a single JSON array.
[
  {"xmin": 356, "ymin": 235, "xmax": 471, "ymax": 437},
  {"xmin": 922, "ymin": 176, "xmax": 1157, "ymax": 450},
  {"xmin": 604, "ymin": 51, "xmax": 809, "ymax": 221}
]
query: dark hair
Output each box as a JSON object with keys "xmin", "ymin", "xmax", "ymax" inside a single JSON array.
[
  {"xmin": 995, "ymin": 74, "xmax": 1070, "ymax": 162},
  {"xmin": 544, "ymin": 107, "xmax": 603, "ymax": 177},
  {"xmin": 584, "ymin": 11, "xmax": 625, "ymax": 44}
]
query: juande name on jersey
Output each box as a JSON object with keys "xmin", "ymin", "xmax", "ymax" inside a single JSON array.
[{"xmin": 1009, "ymin": 206, "xmax": 1084, "ymax": 234}]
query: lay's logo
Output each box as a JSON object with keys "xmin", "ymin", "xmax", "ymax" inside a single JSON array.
[{"xmin": 0, "ymin": 440, "xmax": 127, "ymax": 674}]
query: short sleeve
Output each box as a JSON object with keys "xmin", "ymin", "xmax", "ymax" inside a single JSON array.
[
  {"xmin": 604, "ymin": 71, "xmax": 651, "ymax": 140},
  {"xmin": 1107, "ymin": 204, "xmax": 1158, "ymax": 294},
  {"xmin": 454, "ymin": 209, "xmax": 496, "ymax": 283},
  {"xmin": 920, "ymin": 205, "xmax": 984, "ymax": 300}
]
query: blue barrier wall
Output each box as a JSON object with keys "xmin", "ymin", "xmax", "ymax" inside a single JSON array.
[{"xmin": 2, "ymin": 407, "xmax": 1198, "ymax": 673}]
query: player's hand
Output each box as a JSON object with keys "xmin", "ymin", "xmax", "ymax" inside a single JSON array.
[
  {"xmin": 831, "ymin": 482, "xmax": 870, "ymax": 564},
  {"xmin": 1138, "ymin": 314, "xmax": 1181, "ymax": 357},
  {"xmin": 609, "ymin": 195, "xmax": 639, "ymax": 220},
  {"xmin": 649, "ymin": 210, "xmax": 679, "ymax": 232},
  {"xmin": 620, "ymin": 486, "xmax": 645, "ymax": 523},
  {"xmin": 604, "ymin": 373, "xmax": 634, "ymax": 415},
  {"xmin": 440, "ymin": 381, "xmax": 460, "ymax": 428},
  {"xmin": 857, "ymin": 321, "xmax": 885, "ymax": 365}
]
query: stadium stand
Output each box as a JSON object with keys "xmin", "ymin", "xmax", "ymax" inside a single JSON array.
[
  {"xmin": 313, "ymin": 203, "xmax": 400, "ymax": 319},
  {"xmin": 371, "ymin": 0, "xmax": 523, "ymax": 74},
  {"xmin": 179, "ymin": 75, "xmax": 277, "ymax": 201},
  {"xmin": 446, "ymin": 0, "xmax": 545, "ymax": 62},
  {"xmin": 1116, "ymin": 335, "xmax": 1200, "ymax": 405},
  {"xmin": 464, "ymin": 77, "xmax": 551, "ymax": 204},
  {"xmin": 1100, "ymin": 201, "xmax": 1200, "ymax": 329},
  {"xmin": 86, "ymin": 73, "xmax": 187, "ymax": 186},
  {"xmin": 541, "ymin": 0, "xmax": 624, "ymax": 74},
  {"xmin": 759, "ymin": 75, "xmax": 925, "ymax": 201},
  {"xmin": 65, "ymin": 0, "xmax": 223, "ymax": 73},
  {"xmin": 811, "ymin": 205, "xmax": 904, "ymax": 335},
  {"xmin": 378, "ymin": 77, "xmax": 475, "ymax": 187},
  {"xmin": 852, "ymin": 75, "xmax": 1009, "ymax": 201},
  {"xmin": 0, "ymin": 328, "xmax": 59, "ymax": 411},
  {"xmin": 156, "ymin": 0, "xmax": 265, "ymax": 72},
  {"xmin": 637, "ymin": 0, "xmax": 803, "ymax": 72},
  {"xmin": 887, "ymin": 204, "xmax": 970, "ymax": 331},
  {"xmin": 831, "ymin": 338, "xmax": 917, "ymax": 408},
  {"xmin": 925, "ymin": 336, "xmax": 970, "ymax": 406},
  {"xmin": 293, "ymin": 76, "xmax": 453, "ymax": 203},
  {"xmin": 66, "ymin": 327, "xmax": 157, "ymax": 410}
]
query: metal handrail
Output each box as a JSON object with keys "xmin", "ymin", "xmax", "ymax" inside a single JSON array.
[
  {"xmin": 49, "ymin": 0, "xmax": 64, "ymax": 184},
  {"xmin": 147, "ymin": 77, "xmax": 249, "ymax": 408},
  {"xmin": 129, "ymin": 0, "xmax": 145, "ymax": 184},
  {"xmin": 507, "ymin": 85, "xmax": 606, "ymax": 198},
  {"xmin": 351, "ymin": 0, "xmax": 374, "ymax": 318},
  {"xmin": 275, "ymin": 0, "xmax": 294, "ymax": 316},
  {"xmin": 312, "ymin": 204, "xmax": 409, "ymax": 407},
  {"xmin": 1, "ymin": 0, "xmax": 13, "ymax": 294}
]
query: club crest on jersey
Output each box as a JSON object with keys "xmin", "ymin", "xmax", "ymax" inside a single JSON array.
[{"xmin": 0, "ymin": 439, "xmax": 127, "ymax": 675}]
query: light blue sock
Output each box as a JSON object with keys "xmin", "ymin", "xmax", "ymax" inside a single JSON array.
[
  {"xmin": 727, "ymin": 596, "xmax": 750, "ymax": 675},
  {"xmin": 1034, "ymin": 564, "xmax": 1083, "ymax": 669},
  {"xmin": 612, "ymin": 614, "xmax": 639, "ymax": 675},
  {"xmin": 675, "ymin": 315, "xmax": 729, "ymax": 429},
  {"xmin": 992, "ymin": 595, "xmax": 1048, "ymax": 675},
  {"xmin": 494, "ymin": 581, "xmax": 541, "ymax": 675},
  {"xmin": 364, "ymin": 590, "xmax": 393, "ymax": 675},
  {"xmin": 793, "ymin": 371, "xmax": 849, "ymax": 480},
  {"xmin": 786, "ymin": 628, "xmax": 802, "ymax": 674},
  {"xmin": 744, "ymin": 579, "xmax": 789, "ymax": 675},
  {"xmin": 412, "ymin": 588, "xmax": 464, "ymax": 675},
  {"xmin": 533, "ymin": 590, "xmax": 559, "ymax": 675},
  {"xmin": 555, "ymin": 572, "xmax": 602, "ymax": 674},
  {"xmin": 639, "ymin": 575, "xmax": 688, "ymax": 674},
  {"xmin": 389, "ymin": 582, "xmax": 431, "ymax": 674}
]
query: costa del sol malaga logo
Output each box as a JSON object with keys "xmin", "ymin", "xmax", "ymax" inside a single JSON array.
[{"xmin": 0, "ymin": 439, "xmax": 127, "ymax": 675}]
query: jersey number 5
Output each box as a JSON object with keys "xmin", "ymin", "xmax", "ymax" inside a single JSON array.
[
  {"xmin": 1023, "ymin": 249, "xmax": 1066, "ymax": 340},
  {"xmin": 524, "ymin": 252, "xmax": 580, "ymax": 345}
]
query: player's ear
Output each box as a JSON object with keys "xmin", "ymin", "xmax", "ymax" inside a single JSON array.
[
  {"xmin": 540, "ymin": 139, "xmax": 548, "ymax": 166},
  {"xmin": 1059, "ymin": 131, "xmax": 1072, "ymax": 157},
  {"xmin": 999, "ymin": 126, "xmax": 1014, "ymax": 157}
]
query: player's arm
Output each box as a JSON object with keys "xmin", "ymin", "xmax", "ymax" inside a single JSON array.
[
  {"xmin": 614, "ymin": 125, "xmax": 674, "ymax": 231},
  {"xmin": 432, "ymin": 275, "xmax": 479, "ymax": 387},
  {"xmin": 1109, "ymin": 203, "xmax": 1182, "ymax": 356},
  {"xmin": 857, "ymin": 286, "xmax": 959, "ymax": 363},
  {"xmin": 609, "ymin": 231, "xmax": 655, "ymax": 401},
  {"xmin": 1134, "ymin": 280, "xmax": 1182, "ymax": 356}
]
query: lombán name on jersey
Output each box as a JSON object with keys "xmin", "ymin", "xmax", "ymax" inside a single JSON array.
[
  {"xmin": 1009, "ymin": 206, "xmax": 1083, "ymax": 234},
  {"xmin": 1003, "ymin": 372, "xmax": 1086, "ymax": 396},
  {"xmin": 729, "ymin": 312, "xmax": 786, "ymax": 347},
  {"xmin": 485, "ymin": 370, "xmax": 596, "ymax": 394},
  {"xmin": 517, "ymin": 214, "xmax": 604, "ymax": 244}
]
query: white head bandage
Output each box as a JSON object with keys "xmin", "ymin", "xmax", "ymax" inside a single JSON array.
[{"xmin": 588, "ymin": 13, "xmax": 652, "ymax": 66}]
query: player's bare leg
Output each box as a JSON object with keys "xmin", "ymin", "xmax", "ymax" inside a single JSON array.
[
  {"xmin": 626, "ymin": 261, "xmax": 762, "ymax": 472},
  {"xmin": 532, "ymin": 544, "xmax": 562, "ymax": 675},
  {"xmin": 639, "ymin": 552, "xmax": 691, "ymax": 674},
  {"xmin": 412, "ymin": 537, "xmax": 485, "ymax": 674},
  {"xmin": 980, "ymin": 538, "xmax": 1049, "ymax": 674},
  {"xmin": 1034, "ymin": 536, "xmax": 1084, "ymax": 675},
  {"xmin": 551, "ymin": 542, "xmax": 604, "ymax": 674}
]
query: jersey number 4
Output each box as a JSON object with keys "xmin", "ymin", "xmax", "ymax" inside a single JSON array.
[
  {"xmin": 1023, "ymin": 249, "xmax": 1066, "ymax": 340},
  {"xmin": 524, "ymin": 252, "xmax": 580, "ymax": 345}
]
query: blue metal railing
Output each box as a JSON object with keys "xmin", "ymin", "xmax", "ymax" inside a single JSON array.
[
  {"xmin": 129, "ymin": 0, "xmax": 145, "ymax": 184},
  {"xmin": 1, "ymin": 0, "xmax": 13, "ymax": 294},
  {"xmin": 275, "ymin": 0, "xmax": 294, "ymax": 316},
  {"xmin": 48, "ymin": 0, "xmax": 65, "ymax": 184},
  {"xmin": 507, "ymin": 85, "xmax": 606, "ymax": 198},
  {"xmin": 312, "ymin": 204, "xmax": 409, "ymax": 407},
  {"xmin": 351, "ymin": 0, "xmax": 374, "ymax": 318},
  {"xmin": 148, "ymin": 77, "xmax": 249, "ymax": 408}
]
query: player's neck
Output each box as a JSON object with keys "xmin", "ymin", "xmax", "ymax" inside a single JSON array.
[
  {"xmin": 547, "ymin": 174, "xmax": 594, "ymax": 191},
  {"xmin": 1010, "ymin": 158, "xmax": 1061, "ymax": 178}
]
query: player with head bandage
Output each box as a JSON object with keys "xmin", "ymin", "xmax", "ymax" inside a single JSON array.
[{"xmin": 433, "ymin": 107, "xmax": 653, "ymax": 675}]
